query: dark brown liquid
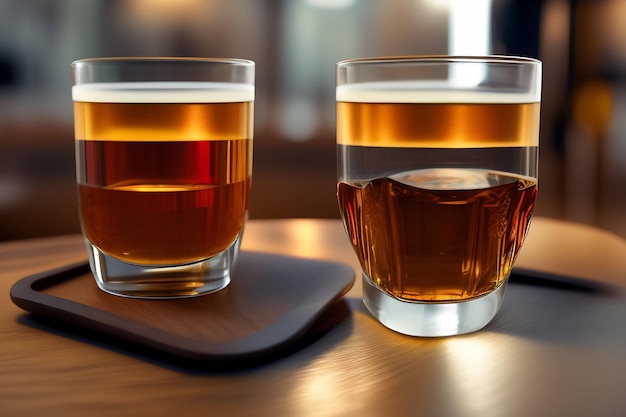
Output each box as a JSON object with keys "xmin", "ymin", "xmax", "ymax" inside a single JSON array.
[
  {"xmin": 77, "ymin": 140, "xmax": 251, "ymax": 265},
  {"xmin": 337, "ymin": 169, "xmax": 537, "ymax": 301}
]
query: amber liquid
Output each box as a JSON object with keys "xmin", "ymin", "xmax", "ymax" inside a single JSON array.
[
  {"xmin": 337, "ymin": 99, "xmax": 539, "ymax": 302},
  {"xmin": 74, "ymin": 100, "xmax": 253, "ymax": 265},
  {"xmin": 338, "ymin": 169, "xmax": 537, "ymax": 301},
  {"xmin": 337, "ymin": 101, "xmax": 540, "ymax": 148}
]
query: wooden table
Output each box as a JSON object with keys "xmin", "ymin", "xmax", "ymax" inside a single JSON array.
[{"xmin": 2, "ymin": 217, "xmax": 626, "ymax": 417}]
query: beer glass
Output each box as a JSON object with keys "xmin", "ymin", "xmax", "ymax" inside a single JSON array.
[
  {"xmin": 72, "ymin": 58, "xmax": 254, "ymax": 298},
  {"xmin": 336, "ymin": 56, "xmax": 541, "ymax": 336}
]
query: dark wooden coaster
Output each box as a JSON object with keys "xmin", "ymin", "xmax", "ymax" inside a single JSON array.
[{"xmin": 10, "ymin": 251, "xmax": 355, "ymax": 367}]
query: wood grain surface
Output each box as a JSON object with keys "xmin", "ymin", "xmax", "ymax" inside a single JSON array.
[{"xmin": 2, "ymin": 218, "xmax": 626, "ymax": 417}]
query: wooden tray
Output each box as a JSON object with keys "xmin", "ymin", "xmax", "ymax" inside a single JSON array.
[{"xmin": 10, "ymin": 251, "xmax": 355, "ymax": 368}]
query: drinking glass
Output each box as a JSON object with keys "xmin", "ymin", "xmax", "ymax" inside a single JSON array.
[
  {"xmin": 72, "ymin": 57, "xmax": 255, "ymax": 298},
  {"xmin": 336, "ymin": 56, "xmax": 541, "ymax": 336}
]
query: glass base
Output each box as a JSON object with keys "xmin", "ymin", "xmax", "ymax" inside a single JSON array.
[
  {"xmin": 85, "ymin": 235, "xmax": 241, "ymax": 299},
  {"xmin": 362, "ymin": 273, "xmax": 507, "ymax": 337}
]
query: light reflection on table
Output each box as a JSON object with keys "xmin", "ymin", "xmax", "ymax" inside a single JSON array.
[{"xmin": 1, "ymin": 217, "xmax": 626, "ymax": 417}]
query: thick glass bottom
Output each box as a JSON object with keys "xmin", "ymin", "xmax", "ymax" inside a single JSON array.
[
  {"xmin": 362, "ymin": 273, "xmax": 507, "ymax": 337},
  {"xmin": 85, "ymin": 234, "xmax": 241, "ymax": 299}
]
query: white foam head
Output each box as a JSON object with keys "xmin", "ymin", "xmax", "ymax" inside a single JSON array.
[
  {"xmin": 73, "ymin": 81, "xmax": 255, "ymax": 103},
  {"xmin": 336, "ymin": 81, "xmax": 540, "ymax": 103}
]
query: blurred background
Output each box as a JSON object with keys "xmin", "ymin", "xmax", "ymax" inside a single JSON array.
[{"xmin": 0, "ymin": 0, "xmax": 625, "ymax": 241}]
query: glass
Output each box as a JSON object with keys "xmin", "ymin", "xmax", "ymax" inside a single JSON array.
[
  {"xmin": 336, "ymin": 56, "xmax": 541, "ymax": 336},
  {"xmin": 72, "ymin": 57, "xmax": 255, "ymax": 298}
]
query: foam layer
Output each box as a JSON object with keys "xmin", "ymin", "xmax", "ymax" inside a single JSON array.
[
  {"xmin": 73, "ymin": 82, "xmax": 255, "ymax": 103},
  {"xmin": 336, "ymin": 81, "xmax": 539, "ymax": 103}
]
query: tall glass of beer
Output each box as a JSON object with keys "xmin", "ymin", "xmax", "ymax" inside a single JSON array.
[
  {"xmin": 72, "ymin": 58, "xmax": 254, "ymax": 298},
  {"xmin": 336, "ymin": 56, "xmax": 541, "ymax": 336}
]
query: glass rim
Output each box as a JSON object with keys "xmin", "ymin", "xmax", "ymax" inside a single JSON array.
[
  {"xmin": 71, "ymin": 56, "xmax": 255, "ymax": 68},
  {"xmin": 336, "ymin": 55, "xmax": 541, "ymax": 68}
]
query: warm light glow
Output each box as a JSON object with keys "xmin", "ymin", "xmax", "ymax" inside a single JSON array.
[
  {"xmin": 289, "ymin": 343, "xmax": 383, "ymax": 416},
  {"xmin": 573, "ymin": 80, "xmax": 614, "ymax": 137},
  {"xmin": 601, "ymin": 0, "xmax": 626, "ymax": 64},
  {"xmin": 125, "ymin": 0, "xmax": 208, "ymax": 24},
  {"xmin": 443, "ymin": 337, "xmax": 504, "ymax": 414},
  {"xmin": 284, "ymin": 220, "xmax": 327, "ymax": 258},
  {"xmin": 292, "ymin": 368, "xmax": 352, "ymax": 415}
]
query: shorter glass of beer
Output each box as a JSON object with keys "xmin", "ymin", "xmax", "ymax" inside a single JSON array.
[
  {"xmin": 72, "ymin": 58, "xmax": 254, "ymax": 298},
  {"xmin": 336, "ymin": 56, "xmax": 541, "ymax": 336}
]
